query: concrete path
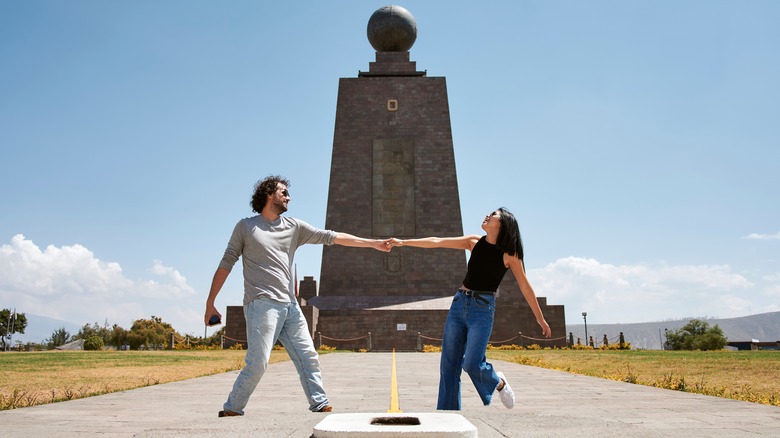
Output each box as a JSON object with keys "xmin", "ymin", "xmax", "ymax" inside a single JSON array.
[{"xmin": 1, "ymin": 352, "xmax": 778, "ymax": 437}]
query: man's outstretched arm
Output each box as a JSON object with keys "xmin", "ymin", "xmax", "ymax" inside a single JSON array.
[{"xmin": 333, "ymin": 232, "xmax": 391, "ymax": 252}]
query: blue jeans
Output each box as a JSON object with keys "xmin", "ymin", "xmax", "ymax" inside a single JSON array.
[
  {"xmin": 224, "ymin": 297, "xmax": 328, "ymax": 413},
  {"xmin": 437, "ymin": 290, "xmax": 501, "ymax": 410}
]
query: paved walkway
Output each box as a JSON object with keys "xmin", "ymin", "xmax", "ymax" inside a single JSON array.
[{"xmin": 1, "ymin": 352, "xmax": 778, "ymax": 437}]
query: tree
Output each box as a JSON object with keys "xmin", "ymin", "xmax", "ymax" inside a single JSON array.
[
  {"xmin": 127, "ymin": 316, "xmax": 178, "ymax": 350},
  {"xmin": 83, "ymin": 335, "xmax": 105, "ymax": 351},
  {"xmin": 47, "ymin": 327, "xmax": 71, "ymax": 349},
  {"xmin": 1, "ymin": 309, "xmax": 27, "ymax": 351},
  {"xmin": 74, "ymin": 321, "xmax": 111, "ymax": 345},
  {"xmin": 666, "ymin": 319, "xmax": 728, "ymax": 351},
  {"xmin": 109, "ymin": 324, "xmax": 128, "ymax": 350}
]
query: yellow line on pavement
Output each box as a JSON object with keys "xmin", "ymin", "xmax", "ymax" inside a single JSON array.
[{"xmin": 388, "ymin": 348, "xmax": 402, "ymax": 413}]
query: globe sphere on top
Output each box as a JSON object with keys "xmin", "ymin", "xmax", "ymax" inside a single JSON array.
[{"xmin": 367, "ymin": 5, "xmax": 417, "ymax": 52}]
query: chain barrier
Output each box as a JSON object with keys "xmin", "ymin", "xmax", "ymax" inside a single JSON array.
[
  {"xmin": 320, "ymin": 335, "xmax": 368, "ymax": 342},
  {"xmin": 172, "ymin": 334, "xmax": 205, "ymax": 346},
  {"xmin": 417, "ymin": 332, "xmax": 568, "ymax": 350},
  {"xmin": 568, "ymin": 331, "xmax": 628, "ymax": 348},
  {"xmin": 316, "ymin": 332, "xmax": 373, "ymax": 351},
  {"xmin": 168, "ymin": 333, "xmax": 217, "ymax": 350},
  {"xmin": 489, "ymin": 335, "xmax": 519, "ymax": 344},
  {"xmin": 520, "ymin": 334, "xmax": 568, "ymax": 342}
]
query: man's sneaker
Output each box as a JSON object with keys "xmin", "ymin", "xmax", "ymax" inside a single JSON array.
[
  {"xmin": 496, "ymin": 372, "xmax": 515, "ymax": 409},
  {"xmin": 218, "ymin": 410, "xmax": 241, "ymax": 417},
  {"xmin": 315, "ymin": 405, "xmax": 333, "ymax": 412}
]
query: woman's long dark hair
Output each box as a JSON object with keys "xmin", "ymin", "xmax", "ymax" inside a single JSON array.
[
  {"xmin": 495, "ymin": 207, "xmax": 524, "ymax": 262},
  {"xmin": 251, "ymin": 175, "xmax": 290, "ymax": 213}
]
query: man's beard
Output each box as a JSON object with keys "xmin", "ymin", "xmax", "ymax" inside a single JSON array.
[{"xmin": 274, "ymin": 200, "xmax": 288, "ymax": 214}]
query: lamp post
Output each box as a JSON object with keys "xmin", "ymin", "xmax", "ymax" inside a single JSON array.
[
  {"xmin": 664, "ymin": 328, "xmax": 669, "ymax": 350},
  {"xmin": 582, "ymin": 312, "xmax": 588, "ymax": 347}
]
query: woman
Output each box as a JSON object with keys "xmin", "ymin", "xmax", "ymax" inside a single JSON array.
[{"xmin": 388, "ymin": 208, "xmax": 552, "ymax": 410}]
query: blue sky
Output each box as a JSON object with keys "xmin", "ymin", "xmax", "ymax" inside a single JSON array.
[{"xmin": 2, "ymin": 1, "xmax": 778, "ymax": 340}]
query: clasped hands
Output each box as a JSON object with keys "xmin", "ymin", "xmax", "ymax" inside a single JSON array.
[{"xmin": 373, "ymin": 238, "xmax": 404, "ymax": 252}]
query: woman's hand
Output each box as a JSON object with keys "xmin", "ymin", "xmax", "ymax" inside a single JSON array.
[
  {"xmin": 386, "ymin": 238, "xmax": 403, "ymax": 248},
  {"xmin": 538, "ymin": 317, "xmax": 552, "ymax": 338}
]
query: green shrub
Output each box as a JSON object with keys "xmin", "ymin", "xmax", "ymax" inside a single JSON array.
[
  {"xmin": 83, "ymin": 335, "xmax": 104, "ymax": 351},
  {"xmin": 666, "ymin": 319, "xmax": 727, "ymax": 351}
]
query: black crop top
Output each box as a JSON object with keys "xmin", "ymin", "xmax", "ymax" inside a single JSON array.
[{"xmin": 462, "ymin": 236, "xmax": 508, "ymax": 292}]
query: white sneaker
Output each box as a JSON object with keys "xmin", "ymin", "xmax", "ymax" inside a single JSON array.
[{"xmin": 496, "ymin": 372, "xmax": 515, "ymax": 409}]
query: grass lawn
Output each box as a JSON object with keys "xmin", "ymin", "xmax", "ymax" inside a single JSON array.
[
  {"xmin": 487, "ymin": 348, "xmax": 780, "ymax": 406},
  {"xmin": 0, "ymin": 349, "xmax": 284, "ymax": 409}
]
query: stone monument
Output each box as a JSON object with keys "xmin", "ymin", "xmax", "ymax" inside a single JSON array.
[{"xmin": 305, "ymin": 5, "xmax": 565, "ymax": 350}]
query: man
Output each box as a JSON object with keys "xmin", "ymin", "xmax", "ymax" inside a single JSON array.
[{"xmin": 204, "ymin": 175, "xmax": 389, "ymax": 417}]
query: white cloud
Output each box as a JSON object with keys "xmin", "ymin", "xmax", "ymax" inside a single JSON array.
[
  {"xmin": 763, "ymin": 276, "xmax": 780, "ymax": 298},
  {"xmin": 137, "ymin": 260, "xmax": 196, "ymax": 299},
  {"xmin": 528, "ymin": 256, "xmax": 767, "ymax": 324},
  {"xmin": 744, "ymin": 231, "xmax": 780, "ymax": 240},
  {"xmin": 0, "ymin": 234, "xmax": 197, "ymax": 335},
  {"xmin": 0, "ymin": 234, "xmax": 130, "ymax": 297}
]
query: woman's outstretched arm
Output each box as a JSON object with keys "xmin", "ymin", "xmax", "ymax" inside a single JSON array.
[
  {"xmin": 507, "ymin": 255, "xmax": 552, "ymax": 338},
  {"xmin": 387, "ymin": 235, "xmax": 480, "ymax": 251}
]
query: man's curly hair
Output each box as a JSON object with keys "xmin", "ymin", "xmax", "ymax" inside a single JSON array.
[{"xmin": 251, "ymin": 175, "xmax": 290, "ymax": 214}]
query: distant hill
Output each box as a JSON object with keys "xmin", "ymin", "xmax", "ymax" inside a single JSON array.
[
  {"xmin": 7, "ymin": 314, "xmax": 82, "ymax": 346},
  {"xmin": 566, "ymin": 311, "xmax": 780, "ymax": 350}
]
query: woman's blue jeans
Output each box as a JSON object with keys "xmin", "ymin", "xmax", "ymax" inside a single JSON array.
[
  {"xmin": 437, "ymin": 290, "xmax": 501, "ymax": 410},
  {"xmin": 223, "ymin": 297, "xmax": 328, "ymax": 414}
]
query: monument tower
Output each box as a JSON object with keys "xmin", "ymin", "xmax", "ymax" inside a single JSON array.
[
  {"xmin": 321, "ymin": 7, "xmax": 465, "ymax": 293},
  {"xmin": 302, "ymin": 6, "xmax": 465, "ymax": 350}
]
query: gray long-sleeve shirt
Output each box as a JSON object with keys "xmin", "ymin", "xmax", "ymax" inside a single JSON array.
[{"xmin": 218, "ymin": 215, "xmax": 336, "ymax": 305}]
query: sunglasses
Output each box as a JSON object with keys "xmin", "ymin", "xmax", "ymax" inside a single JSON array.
[{"xmin": 486, "ymin": 212, "xmax": 501, "ymax": 219}]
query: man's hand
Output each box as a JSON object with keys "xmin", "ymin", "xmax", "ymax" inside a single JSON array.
[
  {"xmin": 372, "ymin": 239, "xmax": 392, "ymax": 252},
  {"xmin": 204, "ymin": 304, "xmax": 222, "ymax": 326}
]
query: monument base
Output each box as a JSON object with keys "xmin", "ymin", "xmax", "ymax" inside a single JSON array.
[{"xmin": 312, "ymin": 412, "xmax": 477, "ymax": 437}]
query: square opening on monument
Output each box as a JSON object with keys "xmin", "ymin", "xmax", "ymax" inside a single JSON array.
[{"xmin": 370, "ymin": 416, "xmax": 422, "ymax": 426}]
